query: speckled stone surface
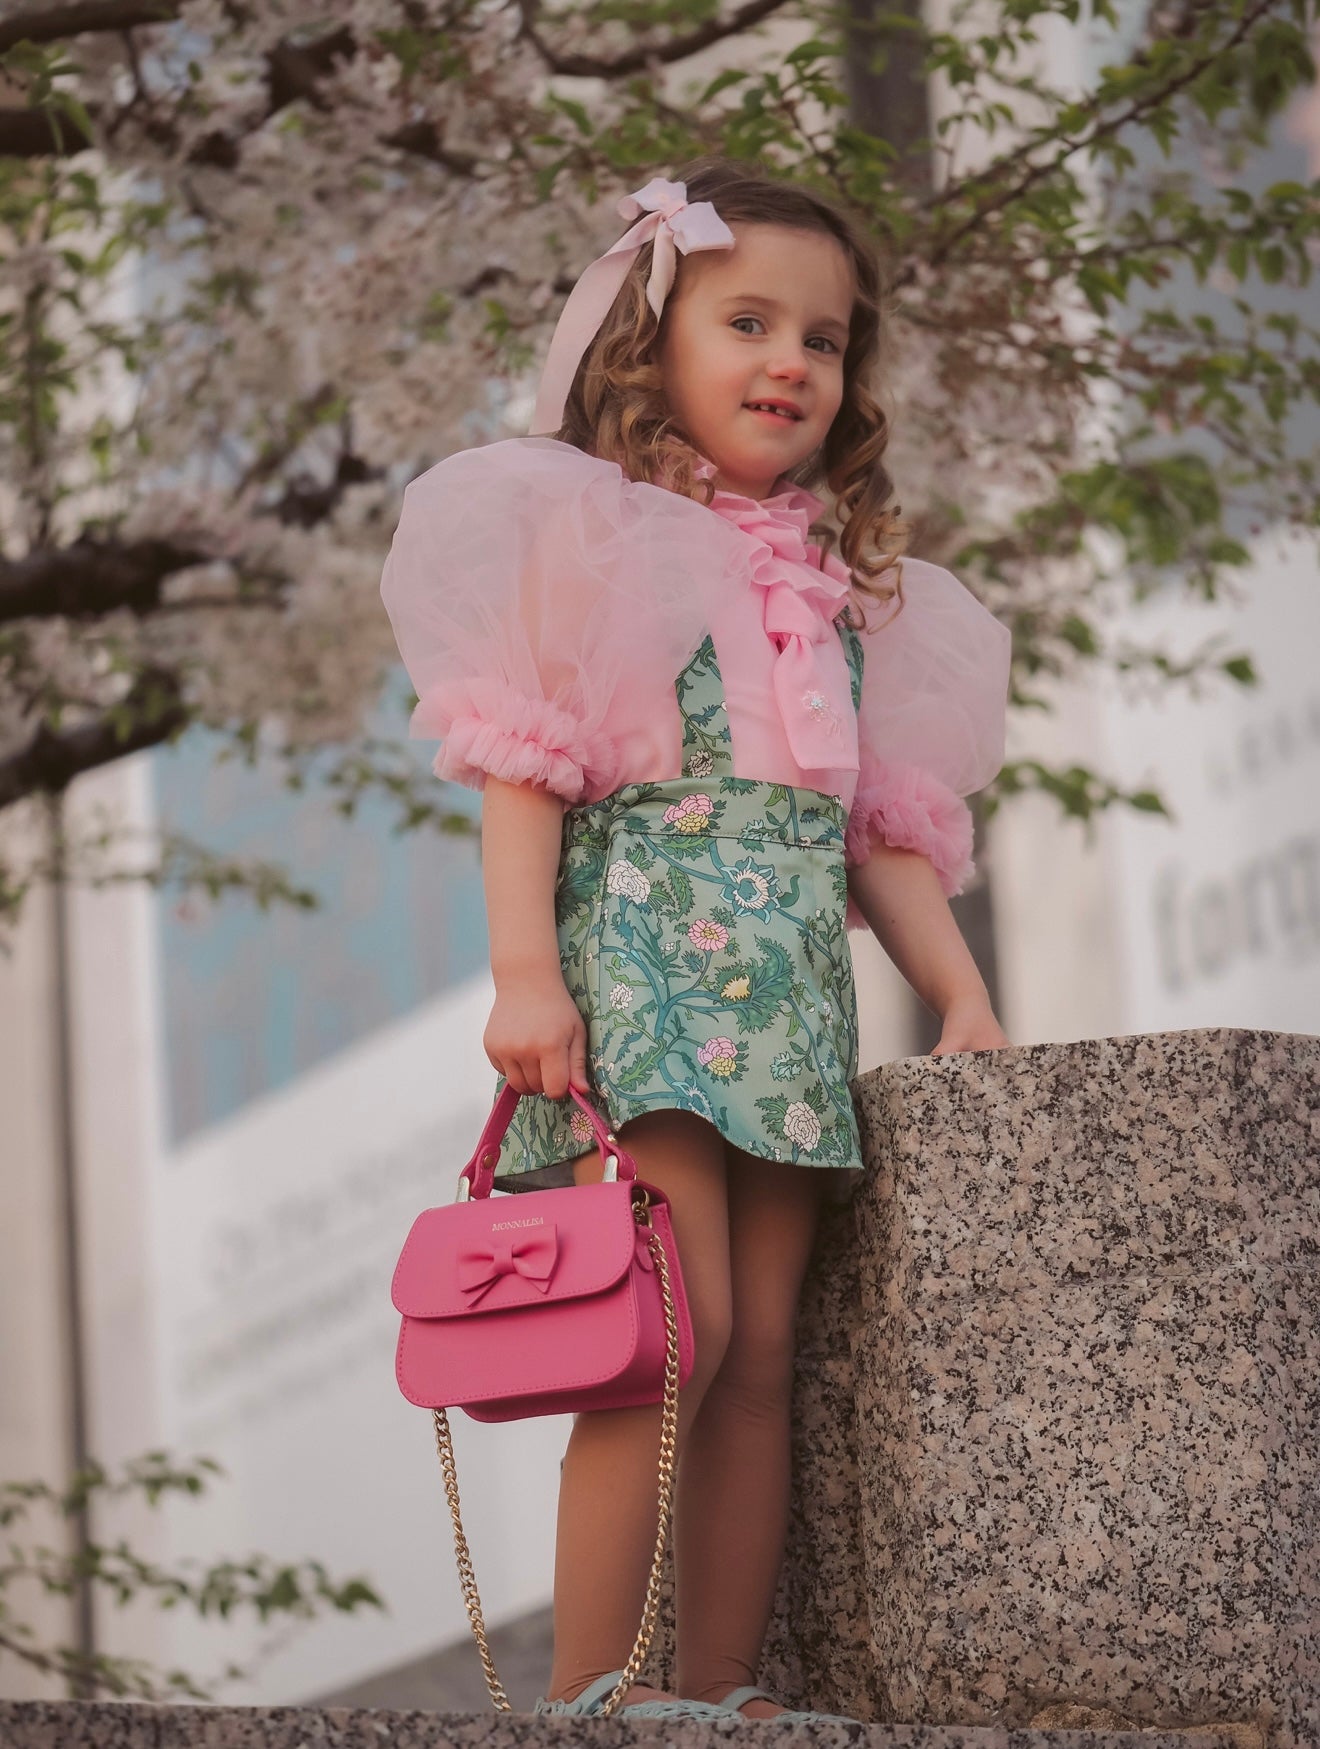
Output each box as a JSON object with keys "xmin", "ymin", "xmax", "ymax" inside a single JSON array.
[
  {"xmin": 0, "ymin": 1699, "xmax": 1258, "ymax": 1745},
  {"xmin": 743, "ymin": 1027, "xmax": 1316, "ymax": 1749}
]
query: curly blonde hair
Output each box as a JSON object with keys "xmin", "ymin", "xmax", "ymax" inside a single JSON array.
[{"xmin": 554, "ymin": 155, "xmax": 905, "ymax": 631}]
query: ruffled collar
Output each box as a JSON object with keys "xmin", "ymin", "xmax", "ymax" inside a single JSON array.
[
  {"xmin": 692, "ymin": 455, "xmax": 827, "ymax": 558},
  {"xmin": 691, "ymin": 455, "xmax": 859, "ymax": 774}
]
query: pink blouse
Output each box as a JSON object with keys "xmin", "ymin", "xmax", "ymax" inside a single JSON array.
[{"xmin": 379, "ymin": 437, "xmax": 1012, "ymax": 931}]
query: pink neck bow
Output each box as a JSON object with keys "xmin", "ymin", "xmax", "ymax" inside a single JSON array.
[
  {"xmin": 529, "ymin": 177, "xmax": 734, "ymax": 436},
  {"xmin": 708, "ymin": 482, "xmax": 861, "ymax": 776},
  {"xmin": 458, "ymin": 1225, "xmax": 559, "ymax": 1306}
]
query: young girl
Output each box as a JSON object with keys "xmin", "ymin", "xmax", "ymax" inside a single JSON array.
[{"xmin": 381, "ymin": 157, "xmax": 1012, "ymax": 1722}]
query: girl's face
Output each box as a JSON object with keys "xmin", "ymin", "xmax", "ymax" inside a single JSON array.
[{"xmin": 658, "ymin": 221, "xmax": 855, "ymax": 501}]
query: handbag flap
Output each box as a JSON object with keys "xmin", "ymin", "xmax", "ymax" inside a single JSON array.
[{"xmin": 391, "ymin": 1180, "xmax": 640, "ymax": 1319}]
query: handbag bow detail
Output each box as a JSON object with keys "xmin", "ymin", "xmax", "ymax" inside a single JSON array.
[{"xmin": 457, "ymin": 1226, "xmax": 560, "ymax": 1305}]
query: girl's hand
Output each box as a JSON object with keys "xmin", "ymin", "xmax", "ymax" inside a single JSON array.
[
  {"xmin": 484, "ymin": 968, "xmax": 590, "ymax": 1099},
  {"xmin": 931, "ymin": 990, "xmax": 1012, "ymax": 1056}
]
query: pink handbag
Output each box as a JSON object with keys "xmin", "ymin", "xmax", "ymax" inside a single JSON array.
[{"xmin": 390, "ymin": 1081, "xmax": 693, "ymax": 1714}]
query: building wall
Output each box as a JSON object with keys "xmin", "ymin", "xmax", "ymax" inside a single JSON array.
[{"xmin": 0, "ymin": 808, "xmax": 79, "ymax": 1701}]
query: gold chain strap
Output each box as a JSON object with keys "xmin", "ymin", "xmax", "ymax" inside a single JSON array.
[{"xmin": 430, "ymin": 1215, "xmax": 681, "ymax": 1718}]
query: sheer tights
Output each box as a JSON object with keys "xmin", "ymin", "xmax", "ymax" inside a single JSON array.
[{"xmin": 545, "ymin": 1109, "xmax": 822, "ymax": 1716}]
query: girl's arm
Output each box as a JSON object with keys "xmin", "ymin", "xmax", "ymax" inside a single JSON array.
[
  {"xmin": 480, "ymin": 775, "xmax": 590, "ymax": 1098},
  {"xmin": 846, "ymin": 841, "xmax": 1011, "ymax": 1054}
]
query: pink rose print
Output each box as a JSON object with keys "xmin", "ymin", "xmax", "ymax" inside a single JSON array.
[
  {"xmin": 663, "ymin": 793, "xmax": 714, "ymax": 834},
  {"xmin": 697, "ymin": 1036, "xmax": 739, "ymax": 1079}
]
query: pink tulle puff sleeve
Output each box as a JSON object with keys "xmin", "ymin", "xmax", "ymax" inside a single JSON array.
[
  {"xmin": 379, "ymin": 437, "xmax": 743, "ymax": 805},
  {"xmin": 841, "ymin": 555, "xmax": 1012, "ymax": 929}
]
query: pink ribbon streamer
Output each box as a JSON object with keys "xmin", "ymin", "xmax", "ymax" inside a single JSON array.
[
  {"xmin": 759, "ymin": 569, "xmax": 860, "ymax": 773},
  {"xmin": 530, "ymin": 177, "xmax": 735, "ymax": 435}
]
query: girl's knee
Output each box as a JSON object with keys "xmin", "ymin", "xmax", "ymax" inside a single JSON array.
[
  {"xmin": 683, "ymin": 1282, "xmax": 733, "ymax": 1402},
  {"xmin": 711, "ymin": 1317, "xmax": 798, "ymax": 1413}
]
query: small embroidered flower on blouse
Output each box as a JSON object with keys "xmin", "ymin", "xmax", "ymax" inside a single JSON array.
[
  {"xmin": 684, "ymin": 749, "xmax": 715, "ymax": 778},
  {"xmin": 606, "ymin": 858, "xmax": 651, "ymax": 903},
  {"xmin": 609, "ymin": 981, "xmax": 635, "ymax": 1010},
  {"xmin": 688, "ymin": 918, "xmax": 729, "ymax": 952},
  {"xmin": 720, "ymin": 975, "xmax": 751, "ymax": 1001},
  {"xmin": 784, "ymin": 1101, "xmax": 823, "ymax": 1152},
  {"xmin": 802, "ymin": 689, "xmax": 841, "ymax": 733}
]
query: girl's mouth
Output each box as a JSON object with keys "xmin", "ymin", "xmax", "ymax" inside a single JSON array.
[{"xmin": 745, "ymin": 402, "xmax": 803, "ymax": 424}]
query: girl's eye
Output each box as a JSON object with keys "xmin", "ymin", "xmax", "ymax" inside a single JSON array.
[{"xmin": 729, "ymin": 316, "xmax": 839, "ymax": 353}]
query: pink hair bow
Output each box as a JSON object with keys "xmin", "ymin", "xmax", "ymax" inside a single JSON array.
[
  {"xmin": 529, "ymin": 177, "xmax": 735, "ymax": 436},
  {"xmin": 458, "ymin": 1226, "xmax": 559, "ymax": 1306}
]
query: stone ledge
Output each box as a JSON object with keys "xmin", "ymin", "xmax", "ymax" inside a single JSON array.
[
  {"xmin": 0, "ymin": 1699, "xmax": 1259, "ymax": 1748},
  {"xmin": 748, "ymin": 1027, "xmax": 1317, "ymax": 1748}
]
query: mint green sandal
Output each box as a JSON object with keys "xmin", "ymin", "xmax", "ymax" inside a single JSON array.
[
  {"xmin": 716, "ymin": 1683, "xmax": 861, "ymax": 1723},
  {"xmin": 535, "ymin": 1669, "xmax": 743, "ymax": 1720}
]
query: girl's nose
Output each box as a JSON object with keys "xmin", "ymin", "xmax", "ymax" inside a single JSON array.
[{"xmin": 766, "ymin": 346, "xmax": 810, "ymax": 382}]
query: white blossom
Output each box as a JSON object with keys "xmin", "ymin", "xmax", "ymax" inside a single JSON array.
[
  {"xmin": 783, "ymin": 1101, "xmax": 822, "ymax": 1152},
  {"xmin": 606, "ymin": 859, "xmax": 651, "ymax": 903}
]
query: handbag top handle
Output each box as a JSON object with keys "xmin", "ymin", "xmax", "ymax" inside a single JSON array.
[{"xmin": 459, "ymin": 1082, "xmax": 637, "ymax": 1201}]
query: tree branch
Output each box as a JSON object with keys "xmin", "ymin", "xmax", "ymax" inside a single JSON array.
[
  {"xmin": 515, "ymin": 0, "xmax": 794, "ymax": 77},
  {"xmin": 0, "ymin": 104, "xmax": 94, "ymax": 155},
  {"xmin": 0, "ymin": 538, "xmax": 213, "ymax": 624},
  {"xmin": 0, "ymin": 667, "xmax": 190, "ymax": 809},
  {"xmin": 2, "ymin": 20, "xmax": 480, "ymax": 171},
  {"xmin": 0, "ymin": 1, "xmax": 179, "ymax": 55},
  {"xmin": 918, "ymin": 0, "xmax": 1282, "ymax": 271}
]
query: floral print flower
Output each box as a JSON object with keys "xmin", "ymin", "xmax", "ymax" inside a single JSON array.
[
  {"xmin": 662, "ymin": 792, "xmax": 714, "ymax": 834},
  {"xmin": 606, "ymin": 858, "xmax": 651, "ymax": 903},
  {"xmin": 609, "ymin": 982, "xmax": 635, "ymax": 1010},
  {"xmin": 784, "ymin": 1101, "xmax": 822, "ymax": 1152},
  {"xmin": 688, "ymin": 918, "xmax": 729, "ymax": 952},
  {"xmin": 569, "ymin": 1109, "xmax": 595, "ymax": 1143},
  {"xmin": 698, "ymin": 1036, "xmax": 740, "ymax": 1078},
  {"xmin": 684, "ymin": 750, "xmax": 715, "ymax": 778},
  {"xmin": 721, "ymin": 975, "xmax": 751, "ymax": 1001},
  {"xmin": 722, "ymin": 855, "xmax": 778, "ymax": 914}
]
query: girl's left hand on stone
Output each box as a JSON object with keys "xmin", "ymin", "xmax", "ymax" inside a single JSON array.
[{"xmin": 931, "ymin": 991, "xmax": 1012, "ymax": 1055}]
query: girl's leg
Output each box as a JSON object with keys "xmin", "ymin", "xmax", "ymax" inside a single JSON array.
[
  {"xmin": 673, "ymin": 1146, "xmax": 824, "ymax": 1716},
  {"xmin": 545, "ymin": 1107, "xmax": 733, "ymax": 1705}
]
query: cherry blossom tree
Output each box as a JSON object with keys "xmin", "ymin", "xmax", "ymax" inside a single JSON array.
[{"xmin": 0, "ymin": 0, "xmax": 1315, "ymax": 916}]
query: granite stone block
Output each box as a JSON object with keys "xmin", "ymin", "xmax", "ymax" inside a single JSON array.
[
  {"xmin": 758, "ymin": 1027, "xmax": 1317, "ymax": 1749},
  {"xmin": 0, "ymin": 1698, "xmax": 1260, "ymax": 1746}
]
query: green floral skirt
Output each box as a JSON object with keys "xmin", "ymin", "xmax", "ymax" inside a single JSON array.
[{"xmin": 489, "ymin": 772, "xmax": 864, "ymax": 1196}]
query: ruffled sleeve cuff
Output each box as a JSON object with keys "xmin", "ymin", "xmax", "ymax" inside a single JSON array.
[
  {"xmin": 843, "ymin": 758, "xmax": 975, "ymax": 928},
  {"xmin": 412, "ymin": 676, "xmax": 618, "ymax": 805}
]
